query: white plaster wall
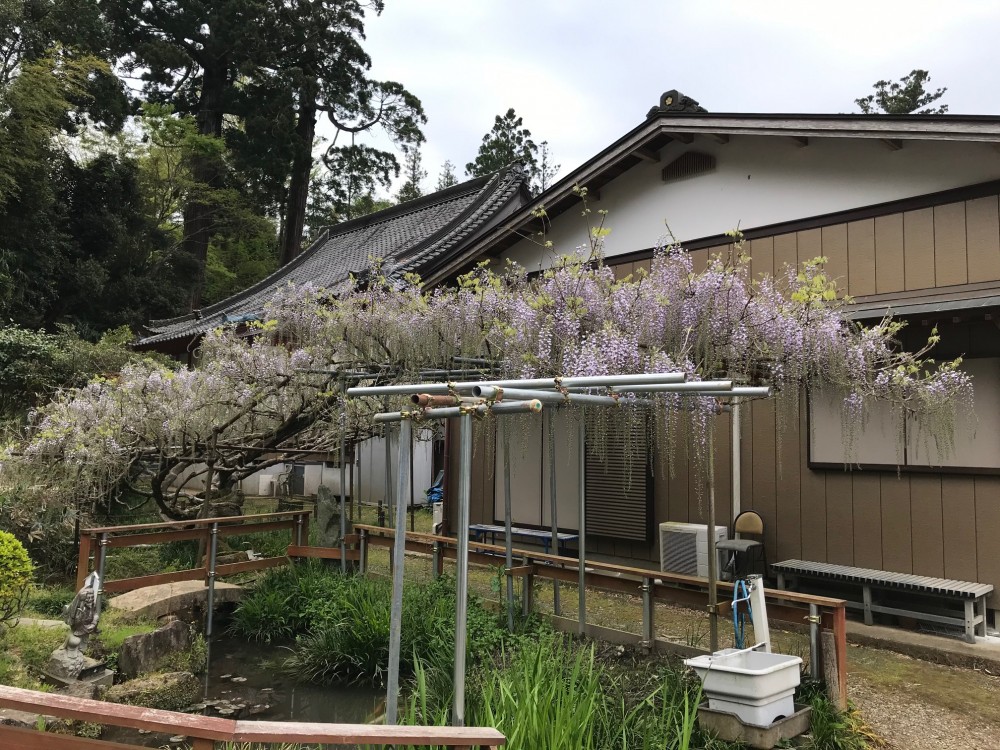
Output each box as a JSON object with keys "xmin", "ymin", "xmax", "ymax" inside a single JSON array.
[
  {"xmin": 356, "ymin": 430, "xmax": 435, "ymax": 505},
  {"xmin": 503, "ymin": 137, "xmax": 1000, "ymax": 270}
]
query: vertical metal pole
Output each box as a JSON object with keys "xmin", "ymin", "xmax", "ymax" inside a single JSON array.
[
  {"xmin": 95, "ymin": 533, "xmax": 108, "ymax": 618},
  {"xmin": 206, "ymin": 523, "xmax": 219, "ymax": 638},
  {"xmin": 295, "ymin": 513, "xmax": 303, "ymax": 546},
  {"xmin": 502, "ymin": 420, "xmax": 515, "ymax": 632},
  {"xmin": 641, "ymin": 577, "xmax": 654, "ymax": 651},
  {"xmin": 547, "ymin": 409, "xmax": 560, "ymax": 616},
  {"xmin": 409, "ymin": 426, "xmax": 416, "ymax": 533},
  {"xmin": 577, "ymin": 413, "xmax": 586, "ymax": 635},
  {"xmin": 747, "ymin": 573, "xmax": 771, "ymax": 652},
  {"xmin": 809, "ymin": 603, "xmax": 821, "ymax": 681},
  {"xmin": 340, "ymin": 427, "xmax": 348, "ymax": 574},
  {"xmin": 431, "ymin": 541, "xmax": 441, "ymax": 580},
  {"xmin": 731, "ymin": 398, "xmax": 742, "ymax": 523},
  {"xmin": 385, "ymin": 417, "xmax": 412, "ymax": 725},
  {"xmin": 383, "ymin": 423, "xmax": 392, "ymax": 526},
  {"xmin": 453, "ymin": 411, "xmax": 473, "ymax": 727},
  {"xmin": 707, "ymin": 427, "xmax": 719, "ymax": 653}
]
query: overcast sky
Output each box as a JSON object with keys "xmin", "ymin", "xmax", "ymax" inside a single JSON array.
[{"xmin": 338, "ymin": 1, "xmax": 1000, "ymax": 196}]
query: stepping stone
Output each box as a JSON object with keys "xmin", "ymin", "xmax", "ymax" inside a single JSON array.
[{"xmin": 109, "ymin": 580, "xmax": 243, "ymax": 619}]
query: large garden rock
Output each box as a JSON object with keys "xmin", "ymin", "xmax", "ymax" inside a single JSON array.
[
  {"xmin": 105, "ymin": 671, "xmax": 201, "ymax": 712},
  {"xmin": 118, "ymin": 620, "xmax": 191, "ymax": 679}
]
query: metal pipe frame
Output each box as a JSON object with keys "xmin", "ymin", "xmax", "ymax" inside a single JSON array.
[
  {"xmin": 374, "ymin": 399, "xmax": 543, "ymax": 423},
  {"xmin": 385, "ymin": 418, "xmax": 412, "ymax": 725},
  {"xmin": 547, "ymin": 409, "xmax": 560, "ymax": 616},
  {"xmin": 339, "ymin": 430, "xmax": 347, "ymax": 574},
  {"xmin": 502, "ymin": 421, "xmax": 515, "ymax": 632},
  {"xmin": 731, "ymin": 398, "xmax": 742, "ymax": 522},
  {"xmin": 347, "ymin": 371, "xmax": 688, "ymax": 398},
  {"xmin": 453, "ymin": 412, "xmax": 473, "ymax": 727},
  {"xmin": 578, "ymin": 415, "xmax": 587, "ymax": 635},
  {"xmin": 473, "ymin": 385, "xmax": 642, "ymax": 407}
]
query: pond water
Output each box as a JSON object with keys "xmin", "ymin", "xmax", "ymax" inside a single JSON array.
[
  {"xmin": 102, "ymin": 635, "xmax": 384, "ymax": 747},
  {"xmin": 200, "ymin": 636, "xmax": 385, "ymax": 723}
]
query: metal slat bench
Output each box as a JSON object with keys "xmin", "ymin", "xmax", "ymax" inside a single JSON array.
[{"xmin": 773, "ymin": 559, "xmax": 992, "ymax": 643}]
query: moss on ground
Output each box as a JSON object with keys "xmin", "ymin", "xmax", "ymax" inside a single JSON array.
[{"xmin": 105, "ymin": 671, "xmax": 201, "ymax": 712}]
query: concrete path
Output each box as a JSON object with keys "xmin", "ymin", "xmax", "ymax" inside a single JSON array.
[{"xmin": 109, "ymin": 581, "xmax": 243, "ymax": 619}]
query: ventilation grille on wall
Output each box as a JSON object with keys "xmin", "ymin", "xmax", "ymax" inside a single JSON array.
[
  {"xmin": 659, "ymin": 522, "xmax": 729, "ymax": 577},
  {"xmin": 661, "ymin": 151, "xmax": 716, "ymax": 183},
  {"xmin": 585, "ymin": 420, "xmax": 651, "ymax": 541}
]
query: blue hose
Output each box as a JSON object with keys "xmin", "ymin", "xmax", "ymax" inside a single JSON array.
[{"xmin": 732, "ymin": 579, "xmax": 753, "ymax": 649}]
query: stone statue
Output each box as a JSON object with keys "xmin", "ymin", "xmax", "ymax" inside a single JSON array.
[{"xmin": 46, "ymin": 572, "xmax": 101, "ymax": 680}]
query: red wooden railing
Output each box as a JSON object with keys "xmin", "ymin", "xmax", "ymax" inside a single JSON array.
[{"xmin": 0, "ymin": 685, "xmax": 504, "ymax": 749}]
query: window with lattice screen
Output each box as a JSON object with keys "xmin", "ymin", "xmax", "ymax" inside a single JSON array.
[{"xmin": 585, "ymin": 419, "xmax": 652, "ymax": 541}]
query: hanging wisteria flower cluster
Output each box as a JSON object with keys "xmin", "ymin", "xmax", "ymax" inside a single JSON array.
[{"xmin": 4, "ymin": 241, "xmax": 971, "ymax": 518}]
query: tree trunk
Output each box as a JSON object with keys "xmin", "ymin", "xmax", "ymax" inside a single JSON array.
[
  {"xmin": 279, "ymin": 82, "xmax": 318, "ymax": 267},
  {"xmin": 183, "ymin": 60, "xmax": 228, "ymax": 310}
]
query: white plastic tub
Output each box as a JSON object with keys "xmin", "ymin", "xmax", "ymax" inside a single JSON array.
[{"xmin": 684, "ymin": 648, "xmax": 802, "ymax": 726}]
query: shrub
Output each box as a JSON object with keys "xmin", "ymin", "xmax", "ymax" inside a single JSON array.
[{"xmin": 0, "ymin": 530, "xmax": 33, "ymax": 627}]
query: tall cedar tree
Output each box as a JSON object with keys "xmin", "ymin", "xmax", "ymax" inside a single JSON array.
[
  {"xmin": 436, "ymin": 160, "xmax": 458, "ymax": 190},
  {"xmin": 466, "ymin": 108, "xmax": 539, "ymax": 180},
  {"xmin": 103, "ymin": 0, "xmax": 424, "ymax": 303},
  {"xmin": 395, "ymin": 147, "xmax": 427, "ymax": 203},
  {"xmin": 855, "ymin": 69, "xmax": 949, "ymax": 114}
]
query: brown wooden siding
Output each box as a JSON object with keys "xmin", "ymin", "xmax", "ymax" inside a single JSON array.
[{"xmin": 453, "ymin": 193, "xmax": 1000, "ymax": 608}]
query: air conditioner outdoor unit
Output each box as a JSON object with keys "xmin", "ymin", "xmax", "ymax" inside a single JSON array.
[{"xmin": 659, "ymin": 522, "xmax": 728, "ymax": 578}]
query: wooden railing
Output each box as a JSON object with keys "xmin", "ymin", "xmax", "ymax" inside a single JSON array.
[
  {"xmin": 77, "ymin": 511, "xmax": 312, "ymax": 593},
  {"xmin": 0, "ymin": 685, "xmax": 505, "ymax": 749},
  {"xmin": 355, "ymin": 523, "xmax": 850, "ymax": 709}
]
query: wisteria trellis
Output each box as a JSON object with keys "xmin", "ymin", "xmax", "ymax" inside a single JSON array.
[{"xmin": 3, "ymin": 242, "xmax": 970, "ymax": 520}]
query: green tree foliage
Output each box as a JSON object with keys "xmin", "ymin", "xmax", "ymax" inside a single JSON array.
[
  {"xmin": 395, "ymin": 147, "xmax": 427, "ymax": 203},
  {"xmin": 855, "ymin": 69, "xmax": 949, "ymax": 114},
  {"xmin": 436, "ymin": 160, "xmax": 458, "ymax": 191},
  {"xmin": 0, "ymin": 325, "xmax": 167, "ymax": 418},
  {"xmin": 535, "ymin": 140, "xmax": 560, "ymax": 193},
  {"xmin": 466, "ymin": 107, "xmax": 539, "ymax": 180},
  {"xmin": 0, "ymin": 531, "xmax": 32, "ymax": 628}
]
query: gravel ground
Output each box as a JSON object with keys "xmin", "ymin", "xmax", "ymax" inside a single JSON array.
[{"xmin": 850, "ymin": 671, "xmax": 1000, "ymax": 750}]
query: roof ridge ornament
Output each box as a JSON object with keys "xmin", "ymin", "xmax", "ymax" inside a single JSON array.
[{"xmin": 647, "ymin": 89, "xmax": 708, "ymax": 118}]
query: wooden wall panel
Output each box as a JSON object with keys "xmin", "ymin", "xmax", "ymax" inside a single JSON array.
[
  {"xmin": 975, "ymin": 477, "xmax": 1000, "ymax": 607},
  {"xmin": 933, "ymin": 202, "xmax": 968, "ymax": 287},
  {"xmin": 799, "ymin": 395, "xmax": 827, "ymax": 560},
  {"xmin": 903, "ymin": 208, "xmax": 935, "ymax": 290},
  {"xmin": 825, "ymin": 473, "xmax": 854, "ymax": 565},
  {"xmin": 751, "ymin": 237, "xmax": 775, "ymax": 280},
  {"xmin": 690, "ymin": 248, "xmax": 709, "ymax": 274},
  {"xmin": 878, "ymin": 474, "xmax": 912, "ymax": 574},
  {"xmin": 712, "ymin": 412, "xmax": 733, "ymax": 528},
  {"xmin": 909, "ymin": 476, "xmax": 944, "ymax": 577},
  {"xmin": 820, "ymin": 224, "xmax": 848, "ymax": 290},
  {"xmin": 847, "ymin": 219, "xmax": 877, "ymax": 296},
  {"xmin": 750, "ymin": 399, "xmax": 778, "ymax": 556},
  {"xmin": 666, "ymin": 431, "xmax": 690, "ymax": 523},
  {"xmin": 634, "ymin": 258, "xmax": 652, "ymax": 275},
  {"xmin": 774, "ymin": 402, "xmax": 802, "ymax": 562},
  {"xmin": 772, "ymin": 234, "xmax": 797, "ymax": 287},
  {"xmin": 851, "ymin": 474, "xmax": 882, "ymax": 570},
  {"xmin": 796, "ymin": 227, "xmax": 822, "ymax": 266},
  {"xmin": 612, "ymin": 261, "xmax": 634, "ymax": 280},
  {"xmin": 874, "ymin": 214, "xmax": 905, "ymax": 294},
  {"xmin": 941, "ymin": 476, "xmax": 977, "ymax": 582},
  {"xmin": 966, "ymin": 195, "xmax": 1000, "ymax": 283}
]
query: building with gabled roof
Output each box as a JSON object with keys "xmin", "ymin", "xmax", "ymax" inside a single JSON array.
[{"xmin": 137, "ymin": 164, "xmax": 531, "ymax": 357}]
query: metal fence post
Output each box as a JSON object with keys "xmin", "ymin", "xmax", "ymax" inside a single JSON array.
[
  {"xmin": 641, "ymin": 577, "xmax": 654, "ymax": 652},
  {"xmin": 206, "ymin": 523, "xmax": 219, "ymax": 638},
  {"xmin": 522, "ymin": 555, "xmax": 534, "ymax": 617},
  {"xmin": 431, "ymin": 541, "xmax": 441, "ymax": 580},
  {"xmin": 452, "ymin": 410, "xmax": 473, "ymax": 727},
  {"xmin": 95, "ymin": 533, "xmax": 109, "ymax": 618},
  {"xmin": 808, "ymin": 603, "xmax": 821, "ymax": 682}
]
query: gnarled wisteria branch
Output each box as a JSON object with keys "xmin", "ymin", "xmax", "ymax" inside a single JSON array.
[{"xmin": 2, "ymin": 243, "xmax": 970, "ymax": 518}]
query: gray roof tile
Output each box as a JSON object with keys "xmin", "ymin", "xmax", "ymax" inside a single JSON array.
[{"xmin": 140, "ymin": 166, "xmax": 528, "ymax": 347}]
